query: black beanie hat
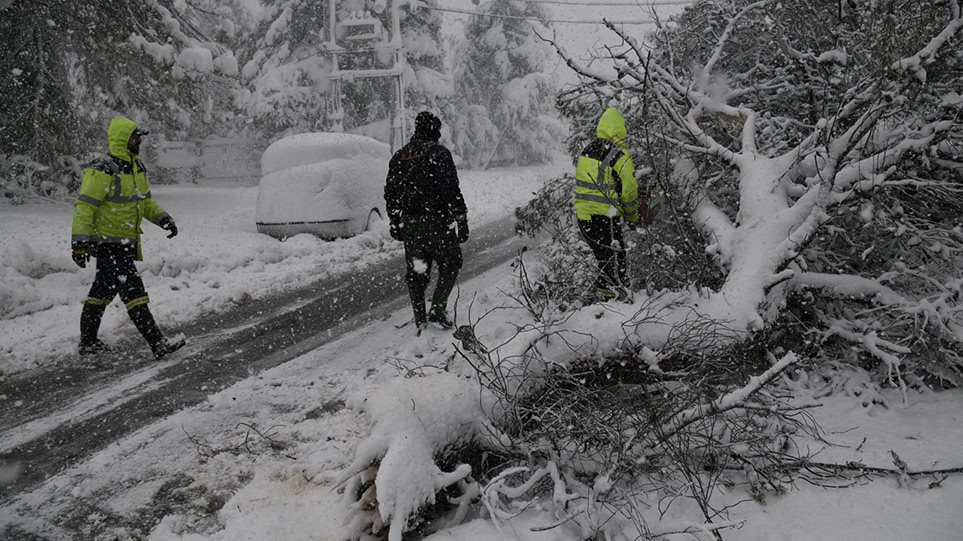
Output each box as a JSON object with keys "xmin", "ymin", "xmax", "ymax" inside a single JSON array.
[{"xmin": 414, "ymin": 111, "xmax": 441, "ymax": 140}]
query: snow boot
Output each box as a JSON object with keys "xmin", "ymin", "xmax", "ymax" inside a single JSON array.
[
  {"xmin": 79, "ymin": 339, "xmax": 117, "ymax": 356},
  {"xmin": 129, "ymin": 304, "xmax": 185, "ymax": 359},
  {"xmin": 151, "ymin": 336, "xmax": 186, "ymax": 360},
  {"xmin": 412, "ymin": 299, "xmax": 428, "ymax": 329},
  {"xmin": 427, "ymin": 306, "xmax": 453, "ymax": 329},
  {"xmin": 78, "ymin": 302, "xmax": 114, "ymax": 355}
]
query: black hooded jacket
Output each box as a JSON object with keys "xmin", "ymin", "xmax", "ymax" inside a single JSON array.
[{"xmin": 384, "ymin": 131, "xmax": 467, "ymax": 224}]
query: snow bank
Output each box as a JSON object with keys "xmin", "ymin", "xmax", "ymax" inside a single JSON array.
[{"xmin": 0, "ymin": 239, "xmax": 78, "ymax": 320}]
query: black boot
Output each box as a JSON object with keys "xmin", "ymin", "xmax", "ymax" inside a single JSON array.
[
  {"xmin": 408, "ymin": 285, "xmax": 428, "ymax": 329},
  {"xmin": 79, "ymin": 302, "xmax": 114, "ymax": 355},
  {"xmin": 128, "ymin": 305, "xmax": 185, "ymax": 359},
  {"xmin": 427, "ymin": 304, "xmax": 453, "ymax": 329},
  {"xmin": 412, "ymin": 300, "xmax": 428, "ymax": 333}
]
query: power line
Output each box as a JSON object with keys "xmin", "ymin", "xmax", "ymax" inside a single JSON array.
[{"xmin": 428, "ymin": 5, "xmax": 660, "ymax": 24}]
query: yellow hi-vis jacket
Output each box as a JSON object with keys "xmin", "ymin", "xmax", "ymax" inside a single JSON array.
[
  {"xmin": 574, "ymin": 108, "xmax": 639, "ymax": 223},
  {"xmin": 71, "ymin": 116, "xmax": 169, "ymax": 260}
]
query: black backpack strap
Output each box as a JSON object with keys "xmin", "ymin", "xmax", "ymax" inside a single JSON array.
[
  {"xmin": 88, "ymin": 158, "xmax": 118, "ymax": 176},
  {"xmin": 596, "ymin": 141, "xmax": 624, "ymax": 195},
  {"xmin": 91, "ymin": 158, "xmax": 128, "ymax": 200}
]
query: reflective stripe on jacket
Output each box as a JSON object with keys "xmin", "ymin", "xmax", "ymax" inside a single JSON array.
[
  {"xmin": 573, "ymin": 108, "xmax": 639, "ymax": 222},
  {"xmin": 71, "ymin": 116, "xmax": 168, "ymax": 259}
]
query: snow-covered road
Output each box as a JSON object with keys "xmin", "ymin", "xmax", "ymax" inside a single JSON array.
[
  {"xmin": 0, "ymin": 215, "xmax": 530, "ymax": 499},
  {"xmin": 0, "ymin": 163, "xmax": 563, "ymax": 537},
  {"xmin": 0, "ymin": 164, "xmax": 564, "ymax": 375}
]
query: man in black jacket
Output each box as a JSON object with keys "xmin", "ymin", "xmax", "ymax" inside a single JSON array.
[{"xmin": 384, "ymin": 111, "xmax": 469, "ymax": 331}]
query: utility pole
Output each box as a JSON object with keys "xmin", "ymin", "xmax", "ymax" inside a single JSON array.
[{"xmin": 324, "ymin": 0, "xmax": 408, "ymax": 152}]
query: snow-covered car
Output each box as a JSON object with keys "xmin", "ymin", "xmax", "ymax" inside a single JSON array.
[{"xmin": 256, "ymin": 132, "xmax": 389, "ymax": 239}]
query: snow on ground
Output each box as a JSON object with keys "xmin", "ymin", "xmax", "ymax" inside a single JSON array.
[
  {"xmin": 3, "ymin": 159, "xmax": 963, "ymax": 540},
  {"xmin": 5, "ymin": 254, "xmax": 963, "ymax": 540},
  {"xmin": 0, "ymin": 162, "xmax": 565, "ymax": 375}
]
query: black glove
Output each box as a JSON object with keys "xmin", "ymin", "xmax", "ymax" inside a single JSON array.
[
  {"xmin": 71, "ymin": 243, "xmax": 90, "ymax": 268},
  {"xmin": 389, "ymin": 221, "xmax": 405, "ymax": 242},
  {"xmin": 456, "ymin": 215, "xmax": 469, "ymax": 244},
  {"xmin": 159, "ymin": 215, "xmax": 178, "ymax": 238}
]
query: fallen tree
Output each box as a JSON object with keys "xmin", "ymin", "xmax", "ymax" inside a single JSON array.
[{"xmin": 333, "ymin": 1, "xmax": 963, "ymax": 538}]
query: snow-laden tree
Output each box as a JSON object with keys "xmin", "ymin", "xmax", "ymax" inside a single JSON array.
[
  {"xmin": 334, "ymin": 1, "xmax": 963, "ymax": 538},
  {"xmin": 0, "ymin": 0, "xmax": 241, "ymax": 198},
  {"xmin": 448, "ymin": 0, "xmax": 567, "ymax": 168},
  {"xmin": 238, "ymin": 0, "xmax": 333, "ymax": 137},
  {"xmin": 396, "ymin": 0, "xmax": 450, "ymax": 112}
]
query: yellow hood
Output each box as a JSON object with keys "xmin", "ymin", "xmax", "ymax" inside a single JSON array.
[
  {"xmin": 596, "ymin": 108, "xmax": 628, "ymax": 149},
  {"xmin": 107, "ymin": 115, "xmax": 139, "ymax": 161}
]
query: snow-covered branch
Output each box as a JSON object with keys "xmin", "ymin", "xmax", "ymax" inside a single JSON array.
[
  {"xmin": 890, "ymin": 1, "xmax": 963, "ymax": 83},
  {"xmin": 697, "ymin": 0, "xmax": 772, "ymax": 92},
  {"xmin": 794, "ymin": 272, "xmax": 907, "ymax": 305},
  {"xmin": 533, "ymin": 29, "xmax": 613, "ymax": 85},
  {"xmin": 660, "ymin": 352, "xmax": 798, "ymax": 437},
  {"xmin": 336, "ymin": 374, "xmax": 495, "ymax": 541},
  {"xmin": 693, "ymin": 197, "xmax": 736, "ymax": 265}
]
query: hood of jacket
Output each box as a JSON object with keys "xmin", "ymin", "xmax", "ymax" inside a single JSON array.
[
  {"xmin": 108, "ymin": 115, "xmax": 139, "ymax": 161},
  {"xmin": 596, "ymin": 108, "xmax": 628, "ymax": 149}
]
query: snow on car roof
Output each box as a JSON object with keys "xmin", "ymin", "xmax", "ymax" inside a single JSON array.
[{"xmin": 261, "ymin": 132, "xmax": 390, "ymax": 176}]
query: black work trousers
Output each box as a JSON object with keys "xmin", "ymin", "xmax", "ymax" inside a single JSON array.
[
  {"xmin": 577, "ymin": 215, "xmax": 627, "ymax": 290},
  {"xmin": 402, "ymin": 214, "xmax": 463, "ymax": 322},
  {"xmin": 87, "ymin": 243, "xmax": 149, "ymax": 310}
]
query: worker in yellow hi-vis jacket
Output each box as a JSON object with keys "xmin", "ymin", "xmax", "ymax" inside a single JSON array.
[
  {"xmin": 71, "ymin": 115, "xmax": 185, "ymax": 359},
  {"xmin": 574, "ymin": 108, "xmax": 653, "ymax": 300}
]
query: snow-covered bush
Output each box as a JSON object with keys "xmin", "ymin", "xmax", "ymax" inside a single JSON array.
[
  {"xmin": 0, "ymin": 154, "xmax": 83, "ymax": 203},
  {"xmin": 397, "ymin": 0, "xmax": 450, "ymax": 112}
]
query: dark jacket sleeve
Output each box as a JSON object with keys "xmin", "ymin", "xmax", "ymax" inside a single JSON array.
[
  {"xmin": 384, "ymin": 152, "xmax": 404, "ymax": 222},
  {"xmin": 433, "ymin": 146, "xmax": 467, "ymax": 217}
]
